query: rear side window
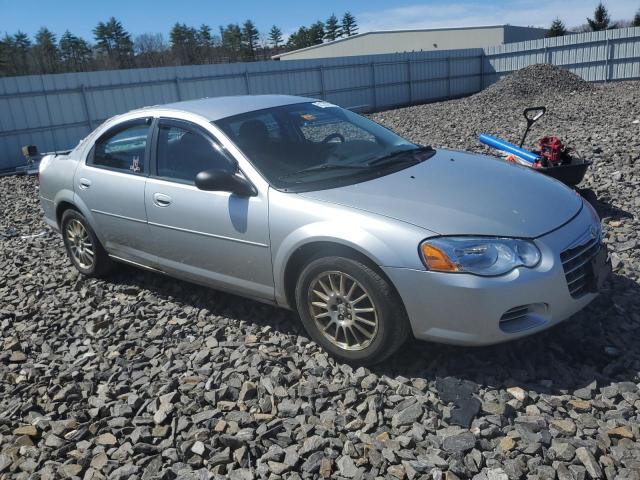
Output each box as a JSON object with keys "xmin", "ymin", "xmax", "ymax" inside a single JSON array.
[
  {"xmin": 224, "ymin": 112, "xmax": 283, "ymax": 142},
  {"xmin": 290, "ymin": 108, "xmax": 376, "ymax": 143},
  {"xmin": 91, "ymin": 121, "xmax": 150, "ymax": 174},
  {"xmin": 156, "ymin": 122, "xmax": 234, "ymax": 183}
]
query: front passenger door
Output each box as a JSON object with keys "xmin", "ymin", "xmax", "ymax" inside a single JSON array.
[{"xmin": 145, "ymin": 118, "xmax": 274, "ymax": 300}]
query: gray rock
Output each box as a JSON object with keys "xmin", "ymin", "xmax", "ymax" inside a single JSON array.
[
  {"xmin": 443, "ymin": 432, "xmax": 476, "ymax": 453},
  {"xmin": 192, "ymin": 409, "xmax": 216, "ymax": 424},
  {"xmin": 300, "ymin": 435, "xmax": 329, "ymax": 455},
  {"xmin": 337, "ymin": 455, "xmax": 358, "ymax": 478},
  {"xmin": 268, "ymin": 461, "xmax": 290, "ymax": 475},
  {"xmin": 191, "ymin": 441, "xmax": 206, "ymax": 456},
  {"xmin": 109, "ymin": 464, "xmax": 139, "ymax": 479},
  {"xmin": 302, "ymin": 451, "xmax": 324, "ymax": 473},
  {"xmin": 392, "ymin": 402, "xmax": 423, "ymax": 427},
  {"xmin": 575, "ymin": 447, "xmax": 602, "ymax": 478},
  {"xmin": 209, "ymin": 447, "xmax": 231, "ymax": 466},
  {"xmin": 550, "ymin": 439, "xmax": 576, "ymax": 461},
  {"xmin": 486, "ymin": 468, "xmax": 509, "ymax": 480}
]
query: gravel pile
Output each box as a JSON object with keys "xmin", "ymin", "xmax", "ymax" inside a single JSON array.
[
  {"xmin": 474, "ymin": 64, "xmax": 593, "ymax": 103},
  {"xmin": 2, "ymin": 64, "xmax": 640, "ymax": 480}
]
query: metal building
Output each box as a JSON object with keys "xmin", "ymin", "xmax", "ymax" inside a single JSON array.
[{"xmin": 274, "ymin": 25, "xmax": 548, "ymax": 61}]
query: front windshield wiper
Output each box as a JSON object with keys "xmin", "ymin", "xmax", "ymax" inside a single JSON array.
[
  {"xmin": 279, "ymin": 145, "xmax": 435, "ymax": 181},
  {"xmin": 279, "ymin": 162, "xmax": 369, "ymax": 180},
  {"xmin": 366, "ymin": 145, "xmax": 434, "ymax": 167}
]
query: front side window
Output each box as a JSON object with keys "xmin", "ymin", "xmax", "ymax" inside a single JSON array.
[
  {"xmin": 215, "ymin": 102, "xmax": 431, "ymax": 192},
  {"xmin": 91, "ymin": 122, "xmax": 149, "ymax": 174},
  {"xmin": 156, "ymin": 122, "xmax": 234, "ymax": 183}
]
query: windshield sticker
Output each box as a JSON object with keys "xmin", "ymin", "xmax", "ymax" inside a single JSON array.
[{"xmin": 312, "ymin": 101, "xmax": 336, "ymax": 108}]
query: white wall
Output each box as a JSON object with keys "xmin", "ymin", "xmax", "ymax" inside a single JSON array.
[{"xmin": 277, "ymin": 26, "xmax": 546, "ymax": 61}]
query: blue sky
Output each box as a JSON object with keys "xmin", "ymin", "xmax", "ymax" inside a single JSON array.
[{"xmin": 2, "ymin": 0, "xmax": 638, "ymax": 41}]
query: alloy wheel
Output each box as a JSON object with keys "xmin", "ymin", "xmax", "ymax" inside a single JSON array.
[
  {"xmin": 308, "ymin": 271, "xmax": 379, "ymax": 351},
  {"xmin": 65, "ymin": 219, "xmax": 95, "ymax": 269}
]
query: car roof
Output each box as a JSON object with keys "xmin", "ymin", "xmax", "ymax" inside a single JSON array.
[{"xmin": 143, "ymin": 94, "xmax": 316, "ymax": 121}]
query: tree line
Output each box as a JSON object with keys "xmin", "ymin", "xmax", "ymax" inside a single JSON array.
[
  {"xmin": 547, "ymin": 2, "xmax": 640, "ymax": 37},
  {"xmin": 0, "ymin": 12, "xmax": 359, "ymax": 77},
  {"xmin": 2, "ymin": 4, "xmax": 639, "ymax": 77}
]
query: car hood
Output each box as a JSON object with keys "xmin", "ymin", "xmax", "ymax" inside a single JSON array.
[{"xmin": 298, "ymin": 149, "xmax": 582, "ymax": 238}]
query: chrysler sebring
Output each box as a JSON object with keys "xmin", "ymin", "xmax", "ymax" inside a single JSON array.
[{"xmin": 39, "ymin": 95, "xmax": 610, "ymax": 364}]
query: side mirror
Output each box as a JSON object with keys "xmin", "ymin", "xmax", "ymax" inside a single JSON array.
[{"xmin": 195, "ymin": 168, "xmax": 257, "ymax": 196}]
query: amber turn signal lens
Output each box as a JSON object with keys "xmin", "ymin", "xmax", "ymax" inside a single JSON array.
[{"xmin": 421, "ymin": 243, "xmax": 458, "ymax": 272}]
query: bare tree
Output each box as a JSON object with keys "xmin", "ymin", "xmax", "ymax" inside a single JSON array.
[{"xmin": 134, "ymin": 33, "xmax": 168, "ymax": 67}]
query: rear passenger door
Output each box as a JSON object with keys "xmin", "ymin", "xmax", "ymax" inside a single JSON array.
[
  {"xmin": 74, "ymin": 118, "xmax": 154, "ymax": 265},
  {"xmin": 144, "ymin": 118, "xmax": 273, "ymax": 300}
]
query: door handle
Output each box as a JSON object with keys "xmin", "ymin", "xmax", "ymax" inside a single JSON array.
[
  {"xmin": 152, "ymin": 193, "xmax": 172, "ymax": 207},
  {"xmin": 78, "ymin": 178, "xmax": 91, "ymax": 189}
]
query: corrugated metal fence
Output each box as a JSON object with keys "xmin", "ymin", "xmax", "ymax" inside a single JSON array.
[
  {"xmin": 485, "ymin": 26, "xmax": 640, "ymax": 83},
  {"xmin": 1, "ymin": 26, "xmax": 639, "ymax": 170}
]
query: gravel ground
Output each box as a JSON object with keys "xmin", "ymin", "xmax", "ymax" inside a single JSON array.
[{"xmin": 1, "ymin": 65, "xmax": 640, "ymax": 480}]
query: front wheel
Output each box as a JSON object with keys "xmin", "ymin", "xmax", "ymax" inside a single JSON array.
[
  {"xmin": 61, "ymin": 209, "xmax": 114, "ymax": 277},
  {"xmin": 295, "ymin": 256, "xmax": 410, "ymax": 365}
]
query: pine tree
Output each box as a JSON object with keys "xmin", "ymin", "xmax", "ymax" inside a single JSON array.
[
  {"xmin": 170, "ymin": 23, "xmax": 199, "ymax": 64},
  {"xmin": 341, "ymin": 12, "xmax": 358, "ymax": 37},
  {"xmin": 308, "ymin": 21, "xmax": 325, "ymax": 45},
  {"xmin": 0, "ymin": 37, "xmax": 8, "ymax": 76},
  {"xmin": 10, "ymin": 32, "xmax": 32, "ymax": 75},
  {"xmin": 286, "ymin": 27, "xmax": 310, "ymax": 50},
  {"xmin": 547, "ymin": 18, "xmax": 567, "ymax": 37},
  {"xmin": 242, "ymin": 20, "xmax": 259, "ymax": 60},
  {"xmin": 587, "ymin": 2, "xmax": 615, "ymax": 31},
  {"xmin": 33, "ymin": 27, "xmax": 60, "ymax": 74},
  {"xmin": 221, "ymin": 24, "xmax": 243, "ymax": 61},
  {"xmin": 268, "ymin": 25, "xmax": 283, "ymax": 48},
  {"xmin": 196, "ymin": 24, "xmax": 214, "ymax": 63},
  {"xmin": 633, "ymin": 8, "xmax": 640, "ymax": 27},
  {"xmin": 324, "ymin": 14, "xmax": 342, "ymax": 41},
  {"xmin": 197, "ymin": 25, "xmax": 213, "ymax": 49},
  {"xmin": 59, "ymin": 30, "xmax": 92, "ymax": 71},
  {"xmin": 93, "ymin": 17, "xmax": 134, "ymax": 68}
]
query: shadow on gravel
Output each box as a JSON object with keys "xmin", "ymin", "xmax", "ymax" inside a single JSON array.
[
  {"xmin": 108, "ymin": 264, "xmax": 639, "ymax": 396},
  {"xmin": 108, "ymin": 264, "xmax": 304, "ymax": 336},
  {"xmin": 592, "ymin": 196, "xmax": 634, "ymax": 221}
]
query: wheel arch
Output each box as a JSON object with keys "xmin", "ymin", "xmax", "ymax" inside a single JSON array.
[
  {"xmin": 55, "ymin": 200, "xmax": 78, "ymax": 226},
  {"xmin": 281, "ymin": 240, "xmax": 404, "ymax": 312},
  {"xmin": 53, "ymin": 193, "xmax": 103, "ymax": 243}
]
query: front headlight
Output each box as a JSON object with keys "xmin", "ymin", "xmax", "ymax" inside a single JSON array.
[{"xmin": 420, "ymin": 237, "xmax": 541, "ymax": 276}]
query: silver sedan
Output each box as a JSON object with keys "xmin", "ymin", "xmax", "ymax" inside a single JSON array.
[{"xmin": 38, "ymin": 95, "xmax": 610, "ymax": 364}]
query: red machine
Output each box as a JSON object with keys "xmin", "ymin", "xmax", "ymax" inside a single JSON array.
[{"xmin": 536, "ymin": 136, "xmax": 568, "ymax": 167}]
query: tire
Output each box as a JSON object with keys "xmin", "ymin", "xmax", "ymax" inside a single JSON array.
[
  {"xmin": 294, "ymin": 256, "xmax": 410, "ymax": 365},
  {"xmin": 61, "ymin": 209, "xmax": 114, "ymax": 277}
]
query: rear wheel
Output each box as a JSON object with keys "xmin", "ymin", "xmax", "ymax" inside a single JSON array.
[
  {"xmin": 295, "ymin": 256, "xmax": 409, "ymax": 365},
  {"xmin": 61, "ymin": 209, "xmax": 113, "ymax": 277}
]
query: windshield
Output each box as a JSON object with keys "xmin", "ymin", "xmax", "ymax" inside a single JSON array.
[{"xmin": 214, "ymin": 101, "xmax": 434, "ymax": 191}]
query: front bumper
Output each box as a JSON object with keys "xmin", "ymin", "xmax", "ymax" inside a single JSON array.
[{"xmin": 383, "ymin": 205, "xmax": 608, "ymax": 346}]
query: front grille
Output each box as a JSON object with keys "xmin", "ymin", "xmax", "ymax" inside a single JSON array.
[{"xmin": 560, "ymin": 236, "xmax": 601, "ymax": 298}]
